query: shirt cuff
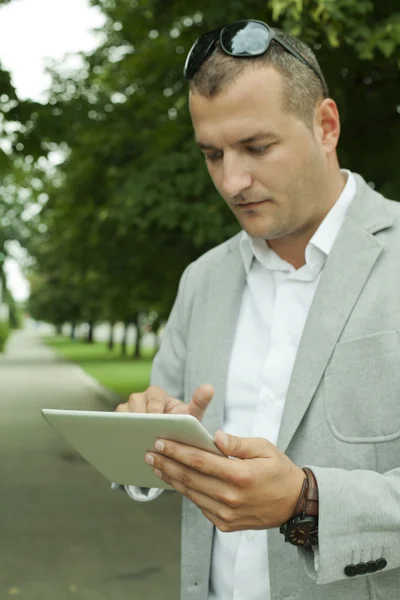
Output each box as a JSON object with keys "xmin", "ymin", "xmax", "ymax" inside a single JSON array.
[
  {"xmin": 125, "ymin": 485, "xmax": 164, "ymax": 502},
  {"xmin": 313, "ymin": 544, "xmax": 320, "ymax": 570},
  {"xmin": 298, "ymin": 544, "xmax": 320, "ymax": 580},
  {"xmin": 111, "ymin": 482, "xmax": 164, "ymax": 501}
]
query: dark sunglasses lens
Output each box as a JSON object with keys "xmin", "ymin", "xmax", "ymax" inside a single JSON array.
[
  {"xmin": 221, "ymin": 21, "xmax": 271, "ymax": 56},
  {"xmin": 184, "ymin": 30, "xmax": 219, "ymax": 78}
]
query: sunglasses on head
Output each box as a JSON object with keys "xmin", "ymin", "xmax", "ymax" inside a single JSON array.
[{"xmin": 184, "ymin": 19, "xmax": 328, "ymax": 96}]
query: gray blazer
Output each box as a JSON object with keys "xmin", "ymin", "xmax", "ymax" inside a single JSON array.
[{"xmin": 151, "ymin": 173, "xmax": 400, "ymax": 600}]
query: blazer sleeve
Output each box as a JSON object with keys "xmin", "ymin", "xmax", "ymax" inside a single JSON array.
[
  {"xmin": 298, "ymin": 465, "xmax": 400, "ymax": 584},
  {"xmin": 110, "ymin": 264, "xmax": 194, "ymax": 502},
  {"xmin": 150, "ymin": 262, "xmax": 194, "ymax": 399}
]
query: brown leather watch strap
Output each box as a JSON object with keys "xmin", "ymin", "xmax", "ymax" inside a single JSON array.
[{"xmin": 292, "ymin": 467, "xmax": 319, "ymax": 518}]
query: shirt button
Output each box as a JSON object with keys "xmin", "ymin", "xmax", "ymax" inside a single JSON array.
[{"xmin": 247, "ymin": 531, "xmax": 255, "ymax": 541}]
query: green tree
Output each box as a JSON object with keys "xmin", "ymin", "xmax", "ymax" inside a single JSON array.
[{"xmin": 18, "ymin": 0, "xmax": 400, "ymax": 340}]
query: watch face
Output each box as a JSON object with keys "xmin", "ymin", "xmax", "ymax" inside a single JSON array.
[{"xmin": 285, "ymin": 518, "xmax": 318, "ymax": 547}]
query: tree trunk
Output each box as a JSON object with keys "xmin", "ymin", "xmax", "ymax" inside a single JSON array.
[
  {"xmin": 121, "ymin": 321, "xmax": 130, "ymax": 356},
  {"xmin": 108, "ymin": 322, "xmax": 115, "ymax": 351},
  {"xmin": 86, "ymin": 320, "xmax": 94, "ymax": 344},
  {"xmin": 70, "ymin": 323, "xmax": 76, "ymax": 340},
  {"xmin": 132, "ymin": 313, "xmax": 142, "ymax": 360},
  {"xmin": 56, "ymin": 323, "xmax": 62, "ymax": 335}
]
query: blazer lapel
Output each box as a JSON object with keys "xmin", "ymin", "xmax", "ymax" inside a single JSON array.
[
  {"xmin": 277, "ymin": 176, "xmax": 393, "ymax": 453},
  {"xmin": 201, "ymin": 235, "xmax": 246, "ymax": 435}
]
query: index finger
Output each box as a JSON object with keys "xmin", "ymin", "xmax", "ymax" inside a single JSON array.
[
  {"xmin": 144, "ymin": 385, "xmax": 169, "ymax": 413},
  {"xmin": 116, "ymin": 386, "xmax": 167, "ymax": 413},
  {"xmin": 154, "ymin": 439, "xmax": 243, "ymax": 483}
]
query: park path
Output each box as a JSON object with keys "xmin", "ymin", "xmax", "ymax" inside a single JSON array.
[{"xmin": 0, "ymin": 330, "xmax": 180, "ymax": 600}]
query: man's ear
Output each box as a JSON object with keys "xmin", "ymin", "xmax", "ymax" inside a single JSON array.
[{"xmin": 315, "ymin": 98, "xmax": 341, "ymax": 155}]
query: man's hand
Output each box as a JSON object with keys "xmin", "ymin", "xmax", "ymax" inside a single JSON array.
[
  {"xmin": 145, "ymin": 431, "xmax": 306, "ymax": 531},
  {"xmin": 115, "ymin": 384, "xmax": 215, "ymax": 422}
]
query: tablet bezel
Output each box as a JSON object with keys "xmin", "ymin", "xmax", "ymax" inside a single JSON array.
[{"xmin": 42, "ymin": 409, "xmax": 223, "ymax": 489}]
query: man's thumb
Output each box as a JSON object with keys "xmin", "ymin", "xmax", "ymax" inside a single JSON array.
[
  {"xmin": 214, "ymin": 430, "xmax": 273, "ymax": 459},
  {"xmin": 187, "ymin": 384, "xmax": 215, "ymax": 421}
]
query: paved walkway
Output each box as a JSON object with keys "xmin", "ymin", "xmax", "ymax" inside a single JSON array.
[{"xmin": 0, "ymin": 330, "xmax": 180, "ymax": 599}]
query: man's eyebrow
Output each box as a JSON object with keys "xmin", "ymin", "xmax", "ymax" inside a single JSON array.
[
  {"xmin": 196, "ymin": 132, "xmax": 277, "ymax": 150},
  {"xmin": 196, "ymin": 141, "xmax": 218, "ymax": 150},
  {"xmin": 238, "ymin": 132, "xmax": 277, "ymax": 144}
]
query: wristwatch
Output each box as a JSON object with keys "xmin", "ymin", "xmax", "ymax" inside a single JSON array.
[{"xmin": 279, "ymin": 467, "xmax": 319, "ymax": 547}]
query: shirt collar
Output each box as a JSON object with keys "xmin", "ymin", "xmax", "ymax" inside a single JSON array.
[
  {"xmin": 240, "ymin": 170, "xmax": 356, "ymax": 277},
  {"xmin": 308, "ymin": 169, "xmax": 356, "ymax": 256}
]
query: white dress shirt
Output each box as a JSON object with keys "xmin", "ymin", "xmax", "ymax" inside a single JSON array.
[
  {"xmin": 208, "ymin": 171, "xmax": 356, "ymax": 600},
  {"xmin": 121, "ymin": 171, "xmax": 357, "ymax": 599}
]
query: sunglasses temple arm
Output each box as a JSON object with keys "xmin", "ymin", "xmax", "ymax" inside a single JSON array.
[
  {"xmin": 185, "ymin": 28, "xmax": 222, "ymax": 79},
  {"xmin": 276, "ymin": 37, "xmax": 327, "ymax": 94}
]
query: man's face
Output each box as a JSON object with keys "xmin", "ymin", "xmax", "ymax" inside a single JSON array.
[{"xmin": 189, "ymin": 66, "xmax": 331, "ymax": 242}]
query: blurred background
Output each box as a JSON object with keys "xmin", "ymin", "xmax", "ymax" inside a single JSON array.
[{"xmin": 0, "ymin": 0, "xmax": 398, "ymax": 598}]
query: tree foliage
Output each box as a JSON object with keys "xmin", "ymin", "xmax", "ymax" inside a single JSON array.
[
  {"xmin": 0, "ymin": 0, "xmax": 28, "ymax": 305},
  {"xmin": 11, "ymin": 0, "xmax": 399, "ymax": 349}
]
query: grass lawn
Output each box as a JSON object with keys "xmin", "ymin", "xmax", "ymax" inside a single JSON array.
[{"xmin": 45, "ymin": 336, "xmax": 156, "ymax": 400}]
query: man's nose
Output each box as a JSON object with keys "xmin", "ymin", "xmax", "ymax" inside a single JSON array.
[{"xmin": 220, "ymin": 155, "xmax": 252, "ymax": 198}]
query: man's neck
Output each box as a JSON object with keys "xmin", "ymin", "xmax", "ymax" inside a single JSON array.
[
  {"xmin": 267, "ymin": 236, "xmax": 310, "ymax": 270},
  {"xmin": 267, "ymin": 170, "xmax": 348, "ymax": 270}
]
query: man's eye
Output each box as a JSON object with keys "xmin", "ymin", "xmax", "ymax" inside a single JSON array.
[
  {"xmin": 248, "ymin": 145, "xmax": 271, "ymax": 154},
  {"xmin": 205, "ymin": 152, "xmax": 222, "ymax": 163}
]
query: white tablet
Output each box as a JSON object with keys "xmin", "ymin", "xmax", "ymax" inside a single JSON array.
[{"xmin": 41, "ymin": 409, "xmax": 223, "ymax": 489}]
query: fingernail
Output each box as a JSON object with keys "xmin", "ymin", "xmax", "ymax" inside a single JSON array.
[
  {"xmin": 145, "ymin": 453, "xmax": 154, "ymax": 466},
  {"xmin": 155, "ymin": 440, "xmax": 165, "ymax": 452},
  {"xmin": 219, "ymin": 432, "xmax": 229, "ymax": 448},
  {"xmin": 154, "ymin": 469, "xmax": 162, "ymax": 478}
]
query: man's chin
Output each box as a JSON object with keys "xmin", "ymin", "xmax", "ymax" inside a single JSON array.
[{"xmin": 240, "ymin": 221, "xmax": 281, "ymax": 241}]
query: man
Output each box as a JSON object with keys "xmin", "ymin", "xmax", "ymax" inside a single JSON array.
[{"xmin": 116, "ymin": 20, "xmax": 400, "ymax": 600}]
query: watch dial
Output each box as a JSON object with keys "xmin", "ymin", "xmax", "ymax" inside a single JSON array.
[{"xmin": 288, "ymin": 521, "xmax": 318, "ymax": 547}]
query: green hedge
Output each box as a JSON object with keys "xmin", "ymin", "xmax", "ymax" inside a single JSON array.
[{"xmin": 0, "ymin": 321, "xmax": 10, "ymax": 353}]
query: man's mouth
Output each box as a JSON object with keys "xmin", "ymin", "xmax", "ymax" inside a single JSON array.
[{"xmin": 233, "ymin": 199, "xmax": 270, "ymax": 209}]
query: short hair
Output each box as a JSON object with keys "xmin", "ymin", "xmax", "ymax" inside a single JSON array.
[{"xmin": 189, "ymin": 29, "xmax": 329, "ymax": 128}]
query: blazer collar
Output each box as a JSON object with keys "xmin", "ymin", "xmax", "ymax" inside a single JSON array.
[
  {"xmin": 203, "ymin": 174, "xmax": 394, "ymax": 448},
  {"xmin": 346, "ymin": 173, "xmax": 394, "ymax": 234},
  {"xmin": 277, "ymin": 174, "xmax": 393, "ymax": 452}
]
